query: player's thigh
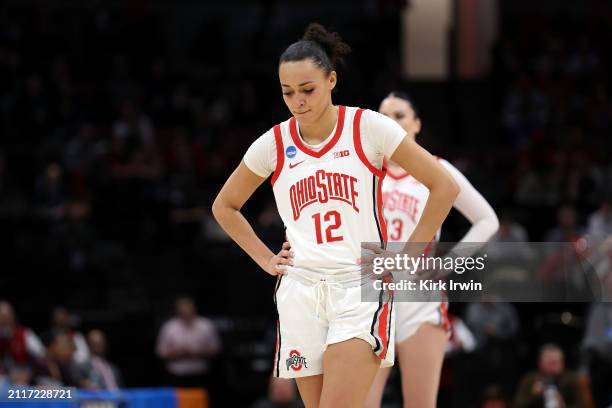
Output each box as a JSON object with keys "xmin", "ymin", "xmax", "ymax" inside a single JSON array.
[
  {"xmin": 364, "ymin": 366, "xmax": 392, "ymax": 408},
  {"xmin": 295, "ymin": 375, "xmax": 323, "ymax": 408},
  {"xmin": 319, "ymin": 338, "xmax": 381, "ymax": 408},
  {"xmin": 397, "ymin": 322, "xmax": 447, "ymax": 408},
  {"xmin": 275, "ymin": 275, "xmax": 327, "ymax": 379}
]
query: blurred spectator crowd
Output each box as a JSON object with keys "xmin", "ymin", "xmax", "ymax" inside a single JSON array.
[
  {"xmin": 0, "ymin": 301, "xmax": 122, "ymax": 390},
  {"xmin": 492, "ymin": 7, "xmax": 612, "ymax": 232}
]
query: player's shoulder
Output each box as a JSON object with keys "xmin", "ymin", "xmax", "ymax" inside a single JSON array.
[
  {"xmin": 249, "ymin": 126, "xmax": 276, "ymax": 148},
  {"xmin": 357, "ymin": 108, "xmax": 404, "ymax": 132},
  {"xmin": 347, "ymin": 106, "xmax": 385, "ymax": 121},
  {"xmin": 342, "ymin": 105, "xmax": 365, "ymax": 112},
  {"xmin": 358, "ymin": 107, "xmax": 389, "ymax": 119}
]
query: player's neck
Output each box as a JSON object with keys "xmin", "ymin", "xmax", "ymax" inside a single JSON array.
[{"xmin": 298, "ymin": 105, "xmax": 338, "ymax": 145}]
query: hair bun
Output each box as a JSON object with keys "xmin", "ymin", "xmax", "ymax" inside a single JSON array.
[{"xmin": 302, "ymin": 23, "xmax": 351, "ymax": 68}]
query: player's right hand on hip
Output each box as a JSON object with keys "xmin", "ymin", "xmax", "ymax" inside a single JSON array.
[{"xmin": 265, "ymin": 241, "xmax": 294, "ymax": 276}]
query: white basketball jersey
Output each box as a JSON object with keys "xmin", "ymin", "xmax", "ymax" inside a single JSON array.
[
  {"xmin": 271, "ymin": 106, "xmax": 387, "ymax": 275},
  {"xmin": 381, "ymin": 162, "xmax": 443, "ymax": 243}
]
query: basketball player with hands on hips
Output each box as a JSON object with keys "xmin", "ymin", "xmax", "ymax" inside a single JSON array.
[
  {"xmin": 213, "ymin": 24, "xmax": 459, "ymax": 408},
  {"xmin": 365, "ymin": 92, "xmax": 500, "ymax": 408}
]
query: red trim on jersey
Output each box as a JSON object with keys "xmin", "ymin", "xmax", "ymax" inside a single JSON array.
[
  {"xmin": 386, "ymin": 168, "xmax": 410, "ymax": 180},
  {"xmin": 383, "ymin": 156, "xmax": 410, "ymax": 180},
  {"xmin": 271, "ymin": 125, "xmax": 285, "ymax": 186},
  {"xmin": 273, "ymin": 319, "xmax": 280, "ymax": 373},
  {"xmin": 376, "ymin": 173, "xmax": 388, "ymax": 243},
  {"xmin": 439, "ymin": 302, "xmax": 450, "ymax": 331},
  {"xmin": 353, "ymin": 108, "xmax": 385, "ymax": 178},
  {"xmin": 289, "ymin": 105, "xmax": 346, "ymax": 158},
  {"xmin": 272, "ymin": 275, "xmax": 283, "ymax": 377},
  {"xmin": 378, "ymin": 302, "xmax": 390, "ymax": 359}
]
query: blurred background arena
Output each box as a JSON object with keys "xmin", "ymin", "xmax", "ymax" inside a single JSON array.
[{"xmin": 0, "ymin": 0, "xmax": 611, "ymax": 407}]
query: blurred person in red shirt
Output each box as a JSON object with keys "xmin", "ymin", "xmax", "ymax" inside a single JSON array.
[{"xmin": 0, "ymin": 301, "xmax": 46, "ymax": 375}]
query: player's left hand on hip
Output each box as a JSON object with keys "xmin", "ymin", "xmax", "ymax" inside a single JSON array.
[{"xmin": 359, "ymin": 242, "xmax": 395, "ymax": 277}]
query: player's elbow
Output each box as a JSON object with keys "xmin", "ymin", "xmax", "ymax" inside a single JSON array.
[
  {"xmin": 450, "ymin": 178, "xmax": 460, "ymax": 199},
  {"xmin": 211, "ymin": 194, "xmax": 228, "ymax": 223},
  {"xmin": 211, "ymin": 196, "xmax": 222, "ymax": 222}
]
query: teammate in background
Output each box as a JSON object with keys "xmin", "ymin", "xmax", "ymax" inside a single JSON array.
[
  {"xmin": 213, "ymin": 24, "xmax": 459, "ymax": 407},
  {"xmin": 366, "ymin": 92, "xmax": 499, "ymax": 408}
]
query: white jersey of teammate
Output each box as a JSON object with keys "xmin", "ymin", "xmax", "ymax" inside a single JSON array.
[
  {"xmin": 382, "ymin": 156, "xmax": 497, "ymax": 245},
  {"xmin": 382, "ymin": 160, "xmax": 448, "ymax": 341},
  {"xmin": 382, "ymin": 163, "xmax": 444, "ymax": 244},
  {"xmin": 382, "ymin": 158, "xmax": 499, "ymax": 343}
]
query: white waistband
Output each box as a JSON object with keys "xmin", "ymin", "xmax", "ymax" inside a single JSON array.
[{"xmin": 286, "ymin": 267, "xmax": 376, "ymax": 288}]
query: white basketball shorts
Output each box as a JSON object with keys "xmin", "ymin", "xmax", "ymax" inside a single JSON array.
[
  {"xmin": 272, "ymin": 272, "xmax": 395, "ymax": 379},
  {"xmin": 394, "ymin": 300, "xmax": 450, "ymax": 344}
]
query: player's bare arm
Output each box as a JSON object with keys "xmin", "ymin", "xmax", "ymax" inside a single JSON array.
[{"xmin": 212, "ymin": 161, "xmax": 293, "ymax": 276}]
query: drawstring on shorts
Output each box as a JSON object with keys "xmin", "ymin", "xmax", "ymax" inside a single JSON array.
[{"xmin": 313, "ymin": 278, "xmax": 343, "ymax": 319}]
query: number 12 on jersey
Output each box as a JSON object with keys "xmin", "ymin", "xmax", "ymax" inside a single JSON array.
[{"xmin": 312, "ymin": 211, "xmax": 343, "ymax": 244}]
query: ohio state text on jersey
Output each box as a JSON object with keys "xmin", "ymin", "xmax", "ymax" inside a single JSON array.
[{"xmin": 289, "ymin": 170, "xmax": 359, "ymax": 220}]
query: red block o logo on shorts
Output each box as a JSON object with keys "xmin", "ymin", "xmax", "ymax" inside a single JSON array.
[{"xmin": 286, "ymin": 349, "xmax": 308, "ymax": 371}]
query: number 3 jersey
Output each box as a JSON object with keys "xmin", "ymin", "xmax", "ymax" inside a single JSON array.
[
  {"xmin": 268, "ymin": 106, "xmax": 403, "ymax": 277},
  {"xmin": 381, "ymin": 163, "xmax": 444, "ymax": 244}
]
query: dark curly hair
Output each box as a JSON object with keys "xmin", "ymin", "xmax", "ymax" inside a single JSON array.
[{"xmin": 279, "ymin": 23, "xmax": 352, "ymax": 75}]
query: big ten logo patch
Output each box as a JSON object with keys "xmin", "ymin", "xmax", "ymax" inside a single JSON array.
[
  {"xmin": 286, "ymin": 349, "xmax": 308, "ymax": 371},
  {"xmin": 334, "ymin": 150, "xmax": 350, "ymax": 159}
]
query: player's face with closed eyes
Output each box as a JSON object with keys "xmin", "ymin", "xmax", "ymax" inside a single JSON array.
[
  {"xmin": 279, "ymin": 59, "xmax": 336, "ymax": 124},
  {"xmin": 379, "ymin": 96, "xmax": 421, "ymax": 139}
]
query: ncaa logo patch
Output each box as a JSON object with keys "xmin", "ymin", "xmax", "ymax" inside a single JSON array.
[
  {"xmin": 285, "ymin": 146, "xmax": 297, "ymax": 159},
  {"xmin": 286, "ymin": 349, "xmax": 307, "ymax": 371}
]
